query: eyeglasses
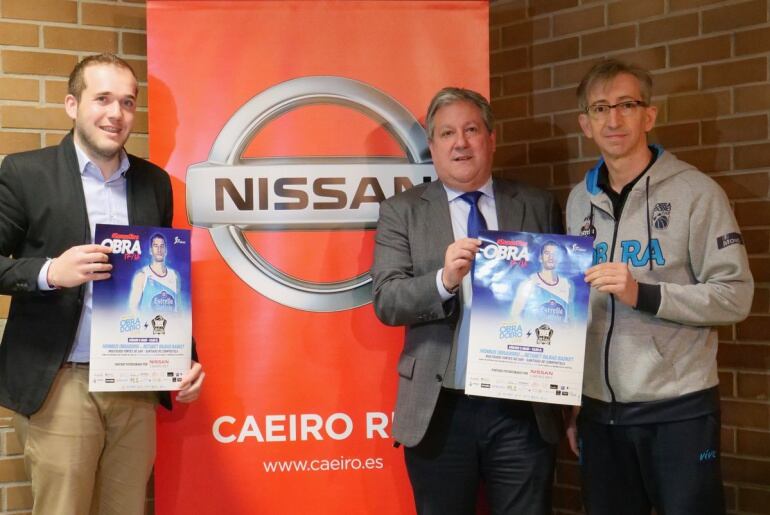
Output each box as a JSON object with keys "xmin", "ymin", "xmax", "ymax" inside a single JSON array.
[{"xmin": 585, "ymin": 100, "xmax": 648, "ymax": 119}]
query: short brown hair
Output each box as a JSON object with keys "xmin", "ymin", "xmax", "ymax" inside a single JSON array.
[
  {"xmin": 67, "ymin": 53, "xmax": 137, "ymax": 101},
  {"xmin": 576, "ymin": 59, "xmax": 653, "ymax": 112},
  {"xmin": 426, "ymin": 87, "xmax": 494, "ymax": 141}
]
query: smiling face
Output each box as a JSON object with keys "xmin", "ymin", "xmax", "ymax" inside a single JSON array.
[
  {"xmin": 429, "ymin": 100, "xmax": 496, "ymax": 192},
  {"xmin": 578, "ymin": 72, "xmax": 657, "ymax": 162},
  {"xmin": 65, "ymin": 63, "xmax": 137, "ymax": 173}
]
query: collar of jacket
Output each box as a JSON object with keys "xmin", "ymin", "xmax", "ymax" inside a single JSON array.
[{"xmin": 584, "ymin": 143, "xmax": 664, "ymax": 195}]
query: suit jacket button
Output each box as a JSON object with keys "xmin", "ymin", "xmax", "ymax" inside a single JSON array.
[{"xmin": 435, "ymin": 374, "xmax": 443, "ymax": 382}]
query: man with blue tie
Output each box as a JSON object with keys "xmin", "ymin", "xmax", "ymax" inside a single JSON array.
[{"xmin": 372, "ymin": 87, "xmax": 564, "ymax": 515}]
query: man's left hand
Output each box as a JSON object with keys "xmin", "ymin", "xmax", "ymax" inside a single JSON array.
[
  {"xmin": 585, "ymin": 262, "xmax": 638, "ymax": 307},
  {"xmin": 176, "ymin": 360, "xmax": 205, "ymax": 403}
]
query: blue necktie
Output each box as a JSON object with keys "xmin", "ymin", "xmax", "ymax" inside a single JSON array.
[
  {"xmin": 445, "ymin": 191, "xmax": 487, "ymax": 390},
  {"xmin": 460, "ymin": 191, "xmax": 488, "ymax": 238}
]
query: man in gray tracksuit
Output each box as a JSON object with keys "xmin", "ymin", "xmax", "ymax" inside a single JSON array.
[{"xmin": 565, "ymin": 59, "xmax": 753, "ymax": 515}]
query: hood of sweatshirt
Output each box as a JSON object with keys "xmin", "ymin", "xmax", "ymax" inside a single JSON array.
[{"xmin": 582, "ymin": 144, "xmax": 693, "ymax": 196}]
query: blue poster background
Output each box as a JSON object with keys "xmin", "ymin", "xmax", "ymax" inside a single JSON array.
[
  {"xmin": 473, "ymin": 231, "xmax": 593, "ymax": 326},
  {"xmin": 94, "ymin": 224, "xmax": 192, "ymax": 314}
]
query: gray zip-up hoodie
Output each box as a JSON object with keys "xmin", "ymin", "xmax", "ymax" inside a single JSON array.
[{"xmin": 566, "ymin": 147, "xmax": 753, "ymax": 406}]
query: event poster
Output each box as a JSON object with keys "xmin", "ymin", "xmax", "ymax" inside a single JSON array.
[
  {"xmin": 90, "ymin": 224, "xmax": 192, "ymax": 392},
  {"xmin": 465, "ymin": 231, "xmax": 593, "ymax": 406}
]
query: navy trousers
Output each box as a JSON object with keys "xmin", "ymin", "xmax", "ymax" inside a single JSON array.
[
  {"xmin": 578, "ymin": 412, "xmax": 726, "ymax": 515},
  {"xmin": 404, "ymin": 390, "xmax": 556, "ymax": 515}
]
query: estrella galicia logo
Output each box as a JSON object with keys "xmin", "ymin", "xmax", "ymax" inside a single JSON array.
[
  {"xmin": 579, "ymin": 216, "xmax": 596, "ymax": 238},
  {"xmin": 535, "ymin": 324, "xmax": 553, "ymax": 346},
  {"xmin": 151, "ymin": 290, "xmax": 176, "ymax": 312},
  {"xmin": 151, "ymin": 315, "xmax": 167, "ymax": 335},
  {"xmin": 541, "ymin": 300, "xmax": 566, "ymax": 323},
  {"xmin": 716, "ymin": 232, "xmax": 744, "ymax": 250},
  {"xmin": 652, "ymin": 202, "xmax": 671, "ymax": 229}
]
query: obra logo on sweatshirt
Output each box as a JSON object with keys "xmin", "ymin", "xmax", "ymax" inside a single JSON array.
[
  {"xmin": 594, "ymin": 240, "xmax": 667, "ymax": 267},
  {"xmin": 186, "ymin": 76, "xmax": 435, "ymax": 312},
  {"xmin": 652, "ymin": 202, "xmax": 671, "ymax": 229},
  {"xmin": 579, "ymin": 216, "xmax": 596, "ymax": 238}
]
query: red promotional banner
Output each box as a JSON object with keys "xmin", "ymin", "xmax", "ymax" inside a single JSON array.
[{"xmin": 148, "ymin": 2, "xmax": 488, "ymax": 513}]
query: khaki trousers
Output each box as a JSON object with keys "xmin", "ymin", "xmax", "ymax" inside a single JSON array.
[{"xmin": 13, "ymin": 365, "xmax": 157, "ymax": 515}]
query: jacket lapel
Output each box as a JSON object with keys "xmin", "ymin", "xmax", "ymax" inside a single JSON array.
[
  {"xmin": 493, "ymin": 178, "xmax": 525, "ymax": 232},
  {"xmin": 421, "ymin": 180, "xmax": 455, "ymax": 250},
  {"xmin": 126, "ymin": 156, "xmax": 137, "ymax": 225},
  {"xmin": 59, "ymin": 133, "xmax": 91, "ymax": 243}
]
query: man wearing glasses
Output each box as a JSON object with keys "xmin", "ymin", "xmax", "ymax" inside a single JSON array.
[{"xmin": 564, "ymin": 59, "xmax": 753, "ymax": 515}]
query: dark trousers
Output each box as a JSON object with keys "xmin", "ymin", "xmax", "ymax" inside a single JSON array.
[
  {"xmin": 404, "ymin": 390, "xmax": 556, "ymax": 515},
  {"xmin": 578, "ymin": 412, "xmax": 726, "ymax": 515}
]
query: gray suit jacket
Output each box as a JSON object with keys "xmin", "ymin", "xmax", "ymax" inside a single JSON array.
[{"xmin": 372, "ymin": 177, "xmax": 564, "ymax": 447}]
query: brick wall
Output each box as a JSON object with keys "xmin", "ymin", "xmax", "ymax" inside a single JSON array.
[
  {"xmin": 0, "ymin": 1, "xmax": 148, "ymax": 513},
  {"xmin": 1, "ymin": 0, "xmax": 768, "ymax": 514},
  {"xmin": 489, "ymin": 0, "xmax": 770, "ymax": 514}
]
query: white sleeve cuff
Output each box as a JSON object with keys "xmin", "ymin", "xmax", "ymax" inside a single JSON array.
[
  {"xmin": 436, "ymin": 268, "xmax": 455, "ymax": 301},
  {"xmin": 37, "ymin": 259, "xmax": 55, "ymax": 290}
]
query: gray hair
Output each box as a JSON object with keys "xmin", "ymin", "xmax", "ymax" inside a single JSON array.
[
  {"xmin": 425, "ymin": 87, "xmax": 494, "ymax": 141},
  {"xmin": 576, "ymin": 59, "xmax": 653, "ymax": 112}
]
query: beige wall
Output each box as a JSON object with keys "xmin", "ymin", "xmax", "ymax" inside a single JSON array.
[{"xmin": 0, "ymin": 0, "xmax": 768, "ymax": 514}]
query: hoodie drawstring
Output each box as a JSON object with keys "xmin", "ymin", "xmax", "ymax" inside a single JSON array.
[{"xmin": 645, "ymin": 175, "xmax": 653, "ymax": 271}]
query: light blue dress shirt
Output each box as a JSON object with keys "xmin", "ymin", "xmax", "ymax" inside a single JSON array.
[
  {"xmin": 435, "ymin": 178, "xmax": 498, "ymax": 389},
  {"xmin": 38, "ymin": 143, "xmax": 130, "ymax": 363}
]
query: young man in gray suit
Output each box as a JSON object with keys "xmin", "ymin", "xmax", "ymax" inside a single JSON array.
[
  {"xmin": 372, "ymin": 87, "xmax": 563, "ymax": 515},
  {"xmin": 0, "ymin": 53, "xmax": 204, "ymax": 515}
]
